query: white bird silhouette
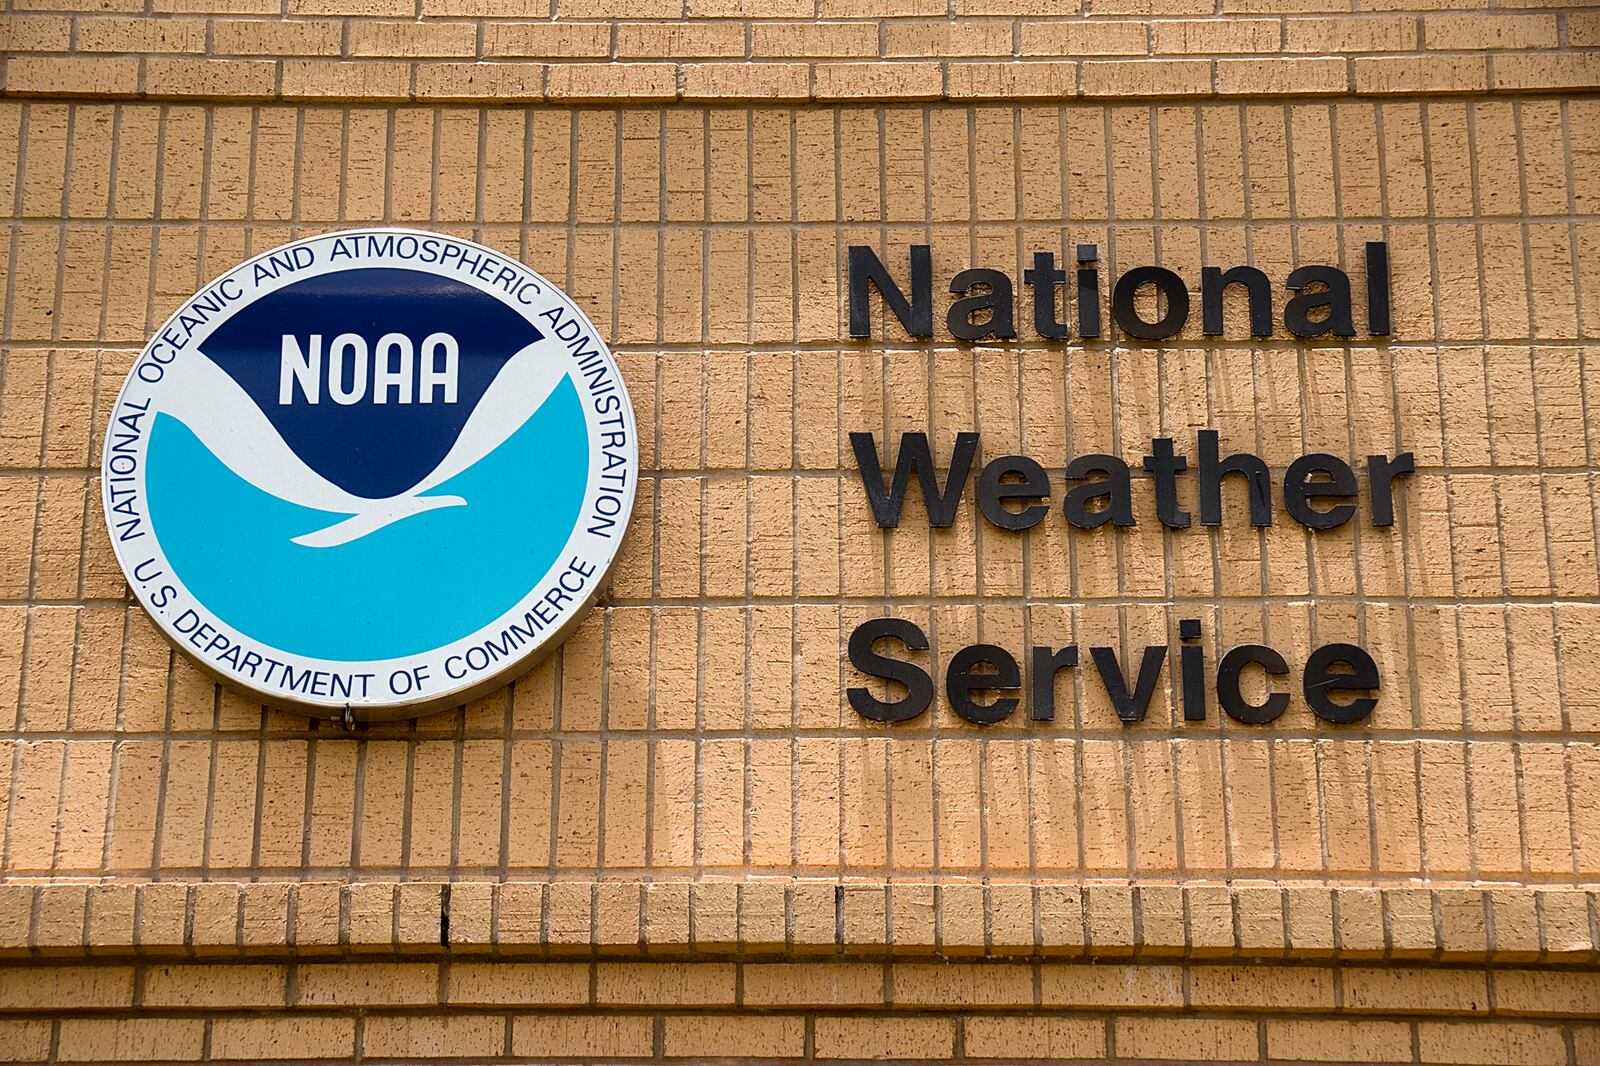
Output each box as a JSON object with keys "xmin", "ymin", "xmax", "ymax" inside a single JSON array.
[{"xmin": 159, "ymin": 338, "xmax": 568, "ymax": 548}]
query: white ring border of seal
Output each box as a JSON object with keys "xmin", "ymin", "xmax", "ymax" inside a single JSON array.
[{"xmin": 100, "ymin": 227, "xmax": 639, "ymax": 721}]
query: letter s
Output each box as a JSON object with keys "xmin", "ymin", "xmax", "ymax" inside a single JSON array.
[{"xmin": 847, "ymin": 618, "xmax": 933, "ymax": 723}]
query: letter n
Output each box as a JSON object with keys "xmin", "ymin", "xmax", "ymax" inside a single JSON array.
[{"xmin": 848, "ymin": 245, "xmax": 933, "ymax": 338}]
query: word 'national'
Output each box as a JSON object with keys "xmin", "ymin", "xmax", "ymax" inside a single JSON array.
[{"xmin": 848, "ymin": 242, "xmax": 1392, "ymax": 342}]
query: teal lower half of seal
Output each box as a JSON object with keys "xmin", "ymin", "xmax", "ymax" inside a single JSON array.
[{"xmin": 145, "ymin": 376, "xmax": 590, "ymax": 662}]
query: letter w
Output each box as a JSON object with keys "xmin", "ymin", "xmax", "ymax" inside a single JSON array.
[{"xmin": 850, "ymin": 431, "xmax": 979, "ymax": 528}]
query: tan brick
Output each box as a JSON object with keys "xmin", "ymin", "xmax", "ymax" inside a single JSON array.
[
  {"xmin": 616, "ymin": 23, "xmax": 744, "ymax": 57},
  {"xmin": 445, "ymin": 882, "xmax": 493, "ymax": 950},
  {"xmin": 892, "ymin": 963, "xmax": 1034, "ymax": 1007},
  {"xmin": 752, "ymin": 23, "xmax": 878, "ymax": 57},
  {"xmin": 136, "ymin": 884, "xmax": 188, "ymax": 952},
  {"xmin": 815, "ymin": 62, "xmax": 943, "ymax": 100},
  {"xmin": 947, "ymin": 61, "xmax": 1079, "ymax": 99},
  {"xmin": 0, "ymin": 1019, "xmax": 50, "ymax": 1061},
  {"xmin": 423, "ymin": 0, "xmax": 548, "ymax": 13},
  {"xmin": 1572, "ymin": 12, "xmax": 1600, "ymax": 47},
  {"xmin": 4, "ymin": 58, "xmax": 140, "ymax": 95},
  {"xmin": 347, "ymin": 882, "xmax": 397, "ymax": 948},
  {"xmin": 739, "ymin": 882, "xmax": 787, "ymax": 950},
  {"xmin": 744, "ymin": 963, "xmax": 883, "ymax": 1006},
  {"xmin": 1217, "ymin": 56, "xmax": 1346, "ymax": 94},
  {"xmin": 1492, "ymin": 53, "xmax": 1600, "ymax": 92},
  {"xmin": 447, "ymin": 962, "xmax": 590, "ymax": 1006},
  {"xmin": 1267, "ymin": 1019, "xmax": 1416, "ymax": 1063},
  {"xmin": 32, "ymin": 884, "xmax": 87, "ymax": 952},
  {"xmin": 545, "ymin": 62, "xmax": 676, "ymax": 100},
  {"xmin": 1286, "ymin": 16, "xmax": 1414, "ymax": 52},
  {"xmin": 682, "ymin": 63, "xmax": 810, "ymax": 101},
  {"xmin": 1424, "ymin": 14, "xmax": 1559, "ymax": 50},
  {"xmin": 558, "ymin": 0, "xmax": 680, "ymax": 12},
  {"xmin": 1189, "ymin": 965, "xmax": 1335, "ymax": 1011},
  {"xmin": 1082, "ymin": 57, "xmax": 1209, "ymax": 95},
  {"xmin": 665, "ymin": 1015, "xmax": 806, "ymax": 1058},
  {"xmin": 1494, "ymin": 970, "xmax": 1600, "ymax": 1017},
  {"xmin": 486, "ymin": 23, "xmax": 612, "ymax": 58},
  {"xmin": 281, "ymin": 60, "xmax": 411, "ymax": 99},
  {"xmin": 964, "ymin": 1016, "xmax": 1106, "ymax": 1059},
  {"xmin": 352, "ymin": 21, "xmax": 478, "ymax": 57},
  {"xmin": 212, "ymin": 18, "xmax": 343, "ymax": 55},
  {"xmin": 1352, "ymin": 55, "xmax": 1487, "ymax": 92},
  {"xmin": 0, "ymin": 15, "xmax": 71, "ymax": 51},
  {"xmin": 363, "ymin": 1015, "xmax": 506, "ymax": 1059},
  {"xmin": 511, "ymin": 1015, "xmax": 654, "ymax": 1057},
  {"xmin": 1022, "ymin": 20, "xmax": 1149, "ymax": 55},
  {"xmin": 1040, "ymin": 964, "xmax": 1183, "ymax": 1008},
  {"xmin": 687, "ymin": 0, "xmax": 807, "ymax": 13},
  {"xmin": 0, "ymin": 966, "xmax": 134, "ymax": 1010},
  {"xmin": 142, "ymin": 964, "xmax": 287, "ymax": 1008},
  {"xmin": 1539, "ymin": 890, "xmax": 1594, "ymax": 958},
  {"xmin": 1343, "ymin": 968, "xmax": 1488, "ymax": 1014},
  {"xmin": 290, "ymin": 0, "xmax": 411, "ymax": 13},
  {"xmin": 1114, "ymin": 1017, "xmax": 1258, "ymax": 1061},
  {"xmin": 297, "ymin": 963, "xmax": 439, "ymax": 1006},
  {"xmin": 292, "ymin": 884, "xmax": 342, "ymax": 950},
  {"xmin": 814, "ymin": 1016, "xmax": 956, "ymax": 1060},
  {"xmin": 1152, "ymin": 18, "xmax": 1277, "ymax": 53},
  {"xmin": 87, "ymin": 885, "xmax": 138, "ymax": 953},
  {"xmin": 939, "ymin": 884, "xmax": 986, "ymax": 954},
  {"xmin": 1488, "ymin": 889, "xmax": 1543, "ymax": 961},
  {"xmin": 57, "ymin": 1019, "xmax": 206, "ymax": 1062},
  {"xmin": 596, "ymin": 962, "xmax": 736, "ymax": 1005},
  {"xmin": 1417, "ymin": 1022, "xmax": 1567, "ymax": 1065},
  {"xmin": 76, "ymin": 17, "xmax": 207, "ymax": 53},
  {"xmin": 211, "ymin": 1017, "xmax": 356, "ymax": 1060},
  {"xmin": 883, "ymin": 21, "xmax": 1013, "ymax": 57},
  {"xmin": 415, "ymin": 63, "xmax": 544, "ymax": 101}
]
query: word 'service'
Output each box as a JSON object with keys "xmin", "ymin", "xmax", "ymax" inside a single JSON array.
[{"xmin": 848, "ymin": 617, "xmax": 1380, "ymax": 727}]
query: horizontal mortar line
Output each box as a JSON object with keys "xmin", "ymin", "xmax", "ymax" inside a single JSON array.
[
  {"xmin": 10, "ymin": 594, "xmax": 1600, "ymax": 609},
  {"xmin": 2, "ymin": 865, "xmax": 1589, "ymax": 884},
  {"xmin": 0, "ymin": 1007, "xmax": 1557, "ymax": 1019},
  {"xmin": 5, "ymin": 87, "xmax": 1597, "ymax": 102},
  {"xmin": 5, "ymin": 339, "xmax": 1598, "ymax": 353},
  {"xmin": 574, "ymin": 594, "xmax": 1600, "ymax": 607},
  {"xmin": 600, "ymin": 463, "xmax": 1599, "ymax": 473},
  {"xmin": 2, "ymin": 728, "xmax": 1594, "ymax": 743},
  {"xmin": 15, "ymin": 464, "xmax": 1600, "ymax": 478},
  {"xmin": 510, "ymin": 465, "xmax": 1592, "ymax": 476},
  {"xmin": 0, "ymin": 1000, "xmax": 1586, "ymax": 1019},
  {"xmin": 0, "ymin": 874, "xmax": 1563, "ymax": 891},
  {"xmin": 6, "ymin": 213, "xmax": 1600, "ymax": 227},
  {"xmin": 0, "ymin": 1009, "xmax": 1560, "ymax": 1024},
  {"xmin": 6, "ymin": 15, "xmax": 1593, "ymax": 24},
  {"xmin": 550, "ymin": 338, "xmax": 1600, "ymax": 351},
  {"xmin": 12, "ymin": 44, "xmax": 1599, "ymax": 56}
]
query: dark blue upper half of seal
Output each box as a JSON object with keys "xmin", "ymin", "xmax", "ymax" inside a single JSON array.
[{"xmin": 201, "ymin": 268, "xmax": 543, "ymax": 499}]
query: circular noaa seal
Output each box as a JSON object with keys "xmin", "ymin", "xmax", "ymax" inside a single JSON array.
[{"xmin": 101, "ymin": 229, "xmax": 638, "ymax": 720}]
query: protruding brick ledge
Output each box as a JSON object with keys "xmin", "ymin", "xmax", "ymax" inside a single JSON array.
[
  {"xmin": 2, "ymin": 54, "xmax": 1598, "ymax": 104},
  {"xmin": 1, "ymin": 880, "xmax": 1594, "ymax": 964}
]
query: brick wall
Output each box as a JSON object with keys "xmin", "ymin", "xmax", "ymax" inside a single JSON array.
[
  {"xmin": 4, "ymin": 100, "xmax": 1597, "ymax": 887},
  {"xmin": 0, "ymin": 959, "xmax": 1598, "ymax": 1064},
  {"xmin": 3, "ymin": 2, "xmax": 1599, "ymax": 1062},
  {"xmin": 1, "ymin": 4, "xmax": 1598, "ymax": 101}
]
